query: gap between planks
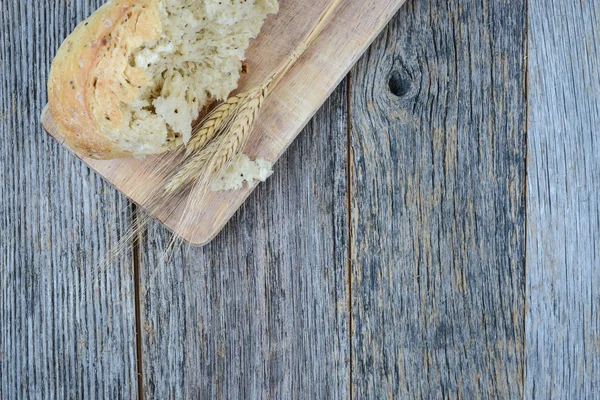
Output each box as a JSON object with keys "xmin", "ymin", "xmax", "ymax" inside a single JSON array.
[
  {"xmin": 522, "ymin": 0, "xmax": 529, "ymax": 392},
  {"xmin": 131, "ymin": 204, "xmax": 145, "ymax": 400},
  {"xmin": 345, "ymin": 74, "xmax": 354, "ymax": 400}
]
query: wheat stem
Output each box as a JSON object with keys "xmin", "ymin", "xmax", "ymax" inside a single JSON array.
[{"xmin": 268, "ymin": 0, "xmax": 343, "ymax": 91}]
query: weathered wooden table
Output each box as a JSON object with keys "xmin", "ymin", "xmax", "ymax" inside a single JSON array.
[{"xmin": 1, "ymin": 0, "xmax": 599, "ymax": 398}]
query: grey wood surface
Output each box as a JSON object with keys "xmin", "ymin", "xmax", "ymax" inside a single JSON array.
[
  {"xmin": 2, "ymin": 0, "xmax": 600, "ymax": 398},
  {"xmin": 0, "ymin": 1, "xmax": 138, "ymax": 399},
  {"xmin": 349, "ymin": 0, "xmax": 527, "ymax": 397},
  {"xmin": 525, "ymin": 0, "xmax": 600, "ymax": 398},
  {"xmin": 137, "ymin": 83, "xmax": 350, "ymax": 398}
]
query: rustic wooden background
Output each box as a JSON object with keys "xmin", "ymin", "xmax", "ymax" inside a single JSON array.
[{"xmin": 1, "ymin": 0, "xmax": 599, "ymax": 398}]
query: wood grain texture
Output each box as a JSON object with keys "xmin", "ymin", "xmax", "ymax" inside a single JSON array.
[
  {"xmin": 8, "ymin": 0, "xmax": 600, "ymax": 397},
  {"xmin": 138, "ymin": 83, "xmax": 350, "ymax": 398},
  {"xmin": 41, "ymin": 0, "xmax": 406, "ymax": 245},
  {"xmin": 349, "ymin": 0, "xmax": 527, "ymax": 397},
  {"xmin": 525, "ymin": 0, "xmax": 600, "ymax": 397},
  {"xmin": 0, "ymin": 1, "xmax": 138, "ymax": 398}
]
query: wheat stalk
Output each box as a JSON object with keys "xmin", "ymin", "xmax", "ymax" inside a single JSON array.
[
  {"xmin": 95, "ymin": 0, "xmax": 343, "ymax": 296},
  {"xmin": 163, "ymin": 0, "xmax": 342, "ymax": 197}
]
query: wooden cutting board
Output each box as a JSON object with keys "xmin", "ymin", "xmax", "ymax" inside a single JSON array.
[{"xmin": 41, "ymin": 0, "xmax": 405, "ymax": 245}]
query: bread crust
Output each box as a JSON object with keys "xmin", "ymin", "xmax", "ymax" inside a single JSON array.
[{"xmin": 48, "ymin": 0, "xmax": 161, "ymax": 159}]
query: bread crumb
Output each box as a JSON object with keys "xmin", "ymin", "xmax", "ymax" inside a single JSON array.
[{"xmin": 210, "ymin": 154, "xmax": 273, "ymax": 192}]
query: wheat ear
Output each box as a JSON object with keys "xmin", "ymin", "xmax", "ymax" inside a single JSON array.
[
  {"xmin": 164, "ymin": 83, "xmax": 267, "ymax": 194},
  {"xmin": 184, "ymin": 94, "xmax": 241, "ymax": 156},
  {"xmin": 164, "ymin": 0, "xmax": 342, "ymax": 196}
]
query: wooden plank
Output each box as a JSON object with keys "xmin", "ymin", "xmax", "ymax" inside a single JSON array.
[
  {"xmin": 138, "ymin": 82, "xmax": 350, "ymax": 397},
  {"xmin": 349, "ymin": 0, "xmax": 527, "ymax": 397},
  {"xmin": 0, "ymin": 1, "xmax": 138, "ymax": 398},
  {"xmin": 41, "ymin": 0, "xmax": 406, "ymax": 245},
  {"xmin": 525, "ymin": 1, "xmax": 600, "ymax": 397}
]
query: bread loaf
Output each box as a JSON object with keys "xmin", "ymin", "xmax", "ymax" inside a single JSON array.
[{"xmin": 47, "ymin": 0, "xmax": 278, "ymax": 159}]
